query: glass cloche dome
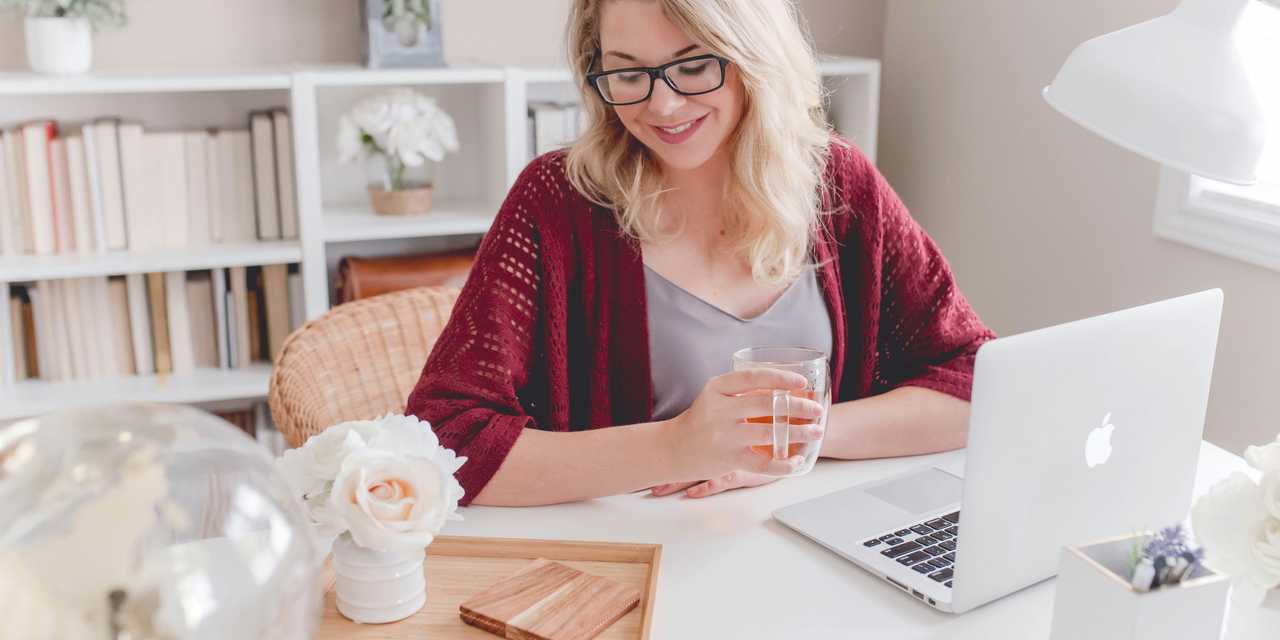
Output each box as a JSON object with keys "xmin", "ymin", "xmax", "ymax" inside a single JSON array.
[{"xmin": 0, "ymin": 403, "xmax": 322, "ymax": 639}]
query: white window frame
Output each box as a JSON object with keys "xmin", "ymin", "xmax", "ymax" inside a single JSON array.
[{"xmin": 1153, "ymin": 167, "xmax": 1280, "ymax": 272}]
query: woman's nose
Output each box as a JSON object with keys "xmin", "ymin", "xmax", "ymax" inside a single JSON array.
[{"xmin": 646, "ymin": 77, "xmax": 686, "ymax": 118}]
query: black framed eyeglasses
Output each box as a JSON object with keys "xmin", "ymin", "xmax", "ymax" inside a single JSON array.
[{"xmin": 586, "ymin": 53, "xmax": 731, "ymax": 106}]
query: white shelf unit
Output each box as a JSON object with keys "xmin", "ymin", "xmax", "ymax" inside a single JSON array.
[{"xmin": 0, "ymin": 56, "xmax": 879, "ymax": 420}]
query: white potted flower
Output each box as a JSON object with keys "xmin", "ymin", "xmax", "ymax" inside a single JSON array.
[
  {"xmin": 2, "ymin": 0, "xmax": 127, "ymax": 74},
  {"xmin": 1191, "ymin": 431, "xmax": 1280, "ymax": 608},
  {"xmin": 276, "ymin": 413, "xmax": 466, "ymax": 624},
  {"xmin": 337, "ymin": 88, "xmax": 460, "ymax": 216}
]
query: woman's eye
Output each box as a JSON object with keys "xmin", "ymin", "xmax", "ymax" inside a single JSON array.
[
  {"xmin": 616, "ymin": 72, "xmax": 646, "ymax": 84},
  {"xmin": 676, "ymin": 62, "xmax": 709, "ymax": 76}
]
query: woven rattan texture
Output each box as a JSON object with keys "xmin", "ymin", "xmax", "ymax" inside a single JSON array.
[{"xmin": 269, "ymin": 286, "xmax": 460, "ymax": 447}]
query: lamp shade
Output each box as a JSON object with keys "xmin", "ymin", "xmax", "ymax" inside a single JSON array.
[{"xmin": 1043, "ymin": 0, "xmax": 1267, "ymax": 185}]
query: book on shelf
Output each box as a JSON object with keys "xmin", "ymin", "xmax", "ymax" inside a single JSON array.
[
  {"xmin": 64, "ymin": 279, "xmax": 91, "ymax": 376},
  {"xmin": 125, "ymin": 272, "xmax": 153, "ymax": 376},
  {"xmin": 215, "ymin": 129, "xmax": 258, "ymax": 244},
  {"xmin": 107, "ymin": 277, "xmax": 135, "ymax": 376},
  {"xmin": 4, "ymin": 265, "xmax": 297, "ymax": 385},
  {"xmin": 187, "ymin": 272, "xmax": 219, "ymax": 369},
  {"xmin": 146, "ymin": 272, "xmax": 173, "ymax": 375},
  {"xmin": 287, "ymin": 270, "xmax": 304, "ymax": 333},
  {"xmin": 249, "ymin": 111, "xmax": 281, "ymax": 241},
  {"xmin": 0, "ymin": 129, "xmax": 19, "ymax": 256},
  {"xmin": 49, "ymin": 137, "xmax": 73, "ymax": 253},
  {"xmin": 19, "ymin": 121, "xmax": 57, "ymax": 255},
  {"xmin": 272, "ymin": 110, "xmax": 300, "ymax": 240},
  {"xmin": 247, "ymin": 274, "xmax": 264, "ymax": 364},
  {"xmin": 184, "ymin": 131, "xmax": 212, "ymax": 250},
  {"xmin": 64, "ymin": 135, "xmax": 95, "ymax": 255},
  {"xmin": 8, "ymin": 288, "xmax": 36, "ymax": 380},
  {"xmin": 212, "ymin": 266, "xmax": 230, "ymax": 369},
  {"xmin": 91, "ymin": 119, "xmax": 128, "ymax": 251},
  {"xmin": 164, "ymin": 270, "xmax": 195, "ymax": 375},
  {"xmin": 262, "ymin": 263, "xmax": 290, "ymax": 361},
  {"xmin": 0, "ymin": 110, "xmax": 298, "ymax": 259},
  {"xmin": 229, "ymin": 265, "xmax": 251, "ymax": 369},
  {"xmin": 528, "ymin": 101, "xmax": 585, "ymax": 158}
]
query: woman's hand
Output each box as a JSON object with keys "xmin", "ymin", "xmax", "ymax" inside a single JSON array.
[
  {"xmin": 650, "ymin": 470, "xmax": 780, "ymax": 498},
  {"xmin": 661, "ymin": 369, "xmax": 825, "ymax": 482}
]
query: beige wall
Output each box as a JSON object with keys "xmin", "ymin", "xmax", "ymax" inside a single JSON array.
[
  {"xmin": 0, "ymin": 0, "xmax": 882, "ymax": 71},
  {"xmin": 878, "ymin": 1, "xmax": 1280, "ymax": 454}
]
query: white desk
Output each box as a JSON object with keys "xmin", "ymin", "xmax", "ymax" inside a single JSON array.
[{"xmin": 445, "ymin": 442, "xmax": 1274, "ymax": 639}]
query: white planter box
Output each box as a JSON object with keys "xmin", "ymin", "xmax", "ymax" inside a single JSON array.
[
  {"xmin": 24, "ymin": 17, "xmax": 92, "ymax": 75},
  {"xmin": 1050, "ymin": 534, "xmax": 1230, "ymax": 640}
]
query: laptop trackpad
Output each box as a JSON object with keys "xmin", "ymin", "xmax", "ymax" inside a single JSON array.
[{"xmin": 864, "ymin": 467, "xmax": 963, "ymax": 515}]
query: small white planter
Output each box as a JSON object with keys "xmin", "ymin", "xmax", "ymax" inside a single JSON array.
[
  {"xmin": 332, "ymin": 534, "xmax": 427, "ymax": 624},
  {"xmin": 24, "ymin": 16, "xmax": 93, "ymax": 75},
  {"xmin": 1050, "ymin": 534, "xmax": 1230, "ymax": 640}
]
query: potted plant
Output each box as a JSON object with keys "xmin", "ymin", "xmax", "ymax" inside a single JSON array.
[
  {"xmin": 1, "ymin": 0, "xmax": 127, "ymax": 74},
  {"xmin": 338, "ymin": 88, "xmax": 460, "ymax": 216},
  {"xmin": 1049, "ymin": 525, "xmax": 1229, "ymax": 640},
  {"xmin": 276, "ymin": 413, "xmax": 466, "ymax": 624}
]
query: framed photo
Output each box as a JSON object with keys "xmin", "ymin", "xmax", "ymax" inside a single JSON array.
[{"xmin": 362, "ymin": 0, "xmax": 445, "ymax": 68}]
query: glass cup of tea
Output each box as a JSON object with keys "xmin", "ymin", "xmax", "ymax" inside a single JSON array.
[{"xmin": 730, "ymin": 347, "xmax": 830, "ymax": 477}]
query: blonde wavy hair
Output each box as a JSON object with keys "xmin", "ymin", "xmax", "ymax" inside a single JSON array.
[{"xmin": 564, "ymin": 0, "xmax": 838, "ymax": 285}]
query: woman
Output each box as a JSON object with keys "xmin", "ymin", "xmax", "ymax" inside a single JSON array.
[{"xmin": 406, "ymin": 0, "xmax": 994, "ymax": 507}]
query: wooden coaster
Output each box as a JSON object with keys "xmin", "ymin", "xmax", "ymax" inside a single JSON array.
[{"xmin": 459, "ymin": 557, "xmax": 642, "ymax": 640}]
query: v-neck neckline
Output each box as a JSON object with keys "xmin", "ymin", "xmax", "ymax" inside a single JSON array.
[{"xmin": 642, "ymin": 263, "xmax": 808, "ymax": 322}]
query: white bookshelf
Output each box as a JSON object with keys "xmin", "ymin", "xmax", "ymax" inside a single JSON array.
[
  {"xmin": 323, "ymin": 201, "xmax": 499, "ymax": 243},
  {"xmin": 0, "ymin": 56, "xmax": 880, "ymax": 419},
  {"xmin": 0, "ymin": 242, "xmax": 301, "ymax": 282},
  {"xmin": 0, "ymin": 364, "xmax": 274, "ymax": 421}
]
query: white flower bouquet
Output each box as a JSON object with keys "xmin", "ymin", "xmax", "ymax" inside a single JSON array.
[
  {"xmin": 276, "ymin": 413, "xmax": 466, "ymax": 553},
  {"xmin": 337, "ymin": 88, "xmax": 459, "ymax": 192},
  {"xmin": 1191, "ymin": 433, "xmax": 1280, "ymax": 592}
]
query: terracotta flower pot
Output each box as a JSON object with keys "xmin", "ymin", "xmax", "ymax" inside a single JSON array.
[{"xmin": 368, "ymin": 186, "xmax": 434, "ymax": 216}]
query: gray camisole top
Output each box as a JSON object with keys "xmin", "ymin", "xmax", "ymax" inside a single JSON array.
[{"xmin": 644, "ymin": 265, "xmax": 834, "ymax": 421}]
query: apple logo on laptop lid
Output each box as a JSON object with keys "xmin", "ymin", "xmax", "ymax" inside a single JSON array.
[{"xmin": 1085, "ymin": 412, "xmax": 1115, "ymax": 468}]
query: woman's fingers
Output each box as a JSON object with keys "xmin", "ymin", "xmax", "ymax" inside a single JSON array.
[
  {"xmin": 747, "ymin": 454, "xmax": 806, "ymax": 477},
  {"xmin": 685, "ymin": 470, "xmax": 779, "ymax": 498},
  {"xmin": 727, "ymin": 394, "xmax": 825, "ymax": 423},
  {"xmin": 709, "ymin": 368, "xmax": 808, "ymax": 396},
  {"xmin": 650, "ymin": 482, "xmax": 698, "ymax": 497}
]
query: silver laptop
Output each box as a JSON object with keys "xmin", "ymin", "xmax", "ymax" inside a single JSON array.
[{"xmin": 772, "ymin": 289, "xmax": 1223, "ymax": 614}]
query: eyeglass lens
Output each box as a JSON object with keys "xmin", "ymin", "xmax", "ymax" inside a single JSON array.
[{"xmin": 597, "ymin": 58, "xmax": 722, "ymax": 104}]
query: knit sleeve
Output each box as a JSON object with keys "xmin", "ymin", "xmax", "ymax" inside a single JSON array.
[
  {"xmin": 840, "ymin": 144, "xmax": 996, "ymax": 400},
  {"xmin": 404, "ymin": 157, "xmax": 553, "ymax": 505}
]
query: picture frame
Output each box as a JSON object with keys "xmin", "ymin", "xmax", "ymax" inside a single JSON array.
[{"xmin": 361, "ymin": 0, "xmax": 445, "ymax": 69}]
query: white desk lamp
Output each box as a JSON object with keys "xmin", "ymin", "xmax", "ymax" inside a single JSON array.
[{"xmin": 1043, "ymin": 0, "xmax": 1276, "ymax": 185}]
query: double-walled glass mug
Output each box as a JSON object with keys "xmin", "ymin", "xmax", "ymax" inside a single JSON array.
[{"xmin": 730, "ymin": 347, "xmax": 830, "ymax": 477}]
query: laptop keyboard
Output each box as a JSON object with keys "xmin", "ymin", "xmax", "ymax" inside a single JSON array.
[{"xmin": 861, "ymin": 511, "xmax": 959, "ymax": 589}]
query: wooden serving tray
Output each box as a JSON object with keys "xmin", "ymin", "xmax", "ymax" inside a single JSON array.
[{"xmin": 315, "ymin": 535, "xmax": 662, "ymax": 640}]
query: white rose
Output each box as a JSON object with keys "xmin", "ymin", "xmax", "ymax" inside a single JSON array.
[
  {"xmin": 1192, "ymin": 472, "xmax": 1280, "ymax": 589},
  {"xmin": 276, "ymin": 420, "xmax": 382, "ymax": 536},
  {"xmin": 1260, "ymin": 519, "xmax": 1280, "ymax": 581},
  {"xmin": 1246, "ymin": 440, "xmax": 1280, "ymax": 474},
  {"xmin": 327, "ymin": 447, "xmax": 462, "ymax": 553},
  {"xmin": 1262, "ymin": 471, "xmax": 1280, "ymax": 521},
  {"xmin": 336, "ymin": 115, "xmax": 365, "ymax": 164}
]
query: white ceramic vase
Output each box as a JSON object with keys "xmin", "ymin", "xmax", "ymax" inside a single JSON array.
[
  {"xmin": 332, "ymin": 534, "xmax": 427, "ymax": 624},
  {"xmin": 24, "ymin": 17, "xmax": 92, "ymax": 75}
]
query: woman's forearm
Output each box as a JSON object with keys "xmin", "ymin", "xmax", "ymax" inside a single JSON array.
[
  {"xmin": 820, "ymin": 386, "xmax": 970, "ymax": 459},
  {"xmin": 469, "ymin": 421, "xmax": 680, "ymax": 507}
]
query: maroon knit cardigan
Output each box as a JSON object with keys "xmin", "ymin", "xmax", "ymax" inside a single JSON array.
[{"xmin": 406, "ymin": 137, "xmax": 995, "ymax": 505}]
